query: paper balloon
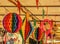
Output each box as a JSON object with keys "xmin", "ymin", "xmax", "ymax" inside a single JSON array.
[
  {"xmin": 34, "ymin": 27, "xmax": 43, "ymax": 41},
  {"xmin": 3, "ymin": 13, "xmax": 22, "ymax": 33},
  {"xmin": 40, "ymin": 19, "xmax": 53, "ymax": 44},
  {"xmin": 19, "ymin": 12, "xmax": 34, "ymax": 41},
  {"xmin": 40, "ymin": 19, "xmax": 53, "ymax": 37}
]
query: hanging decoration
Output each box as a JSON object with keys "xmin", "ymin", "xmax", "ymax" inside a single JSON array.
[
  {"xmin": 8, "ymin": 0, "xmax": 21, "ymax": 14},
  {"xmin": 36, "ymin": 0, "xmax": 39, "ymax": 9},
  {"xmin": 40, "ymin": 19, "xmax": 53, "ymax": 43},
  {"xmin": 3, "ymin": 13, "xmax": 22, "ymax": 33},
  {"xmin": 34, "ymin": 27, "xmax": 43, "ymax": 41},
  {"xmin": 19, "ymin": 12, "xmax": 34, "ymax": 43},
  {"xmin": 34, "ymin": 27, "xmax": 44, "ymax": 44}
]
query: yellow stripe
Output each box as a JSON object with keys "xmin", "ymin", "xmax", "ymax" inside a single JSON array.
[
  {"xmin": 21, "ymin": 12, "xmax": 30, "ymax": 39},
  {"xmin": 21, "ymin": 18, "xmax": 26, "ymax": 39}
]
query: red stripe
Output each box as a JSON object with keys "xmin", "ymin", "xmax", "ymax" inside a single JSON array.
[{"xmin": 24, "ymin": 19, "xmax": 30, "ymax": 40}]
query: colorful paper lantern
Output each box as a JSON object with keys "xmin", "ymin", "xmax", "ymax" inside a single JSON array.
[
  {"xmin": 34, "ymin": 27, "xmax": 43, "ymax": 41},
  {"xmin": 19, "ymin": 12, "xmax": 34, "ymax": 41},
  {"xmin": 3, "ymin": 13, "xmax": 22, "ymax": 33},
  {"xmin": 40, "ymin": 19, "xmax": 53, "ymax": 37},
  {"xmin": 40, "ymin": 19, "xmax": 53, "ymax": 43}
]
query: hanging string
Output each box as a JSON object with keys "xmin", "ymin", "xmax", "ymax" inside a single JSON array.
[
  {"xmin": 8, "ymin": 0, "xmax": 40, "ymax": 21},
  {"xmin": 23, "ymin": 7, "xmax": 40, "ymax": 20},
  {"xmin": 36, "ymin": 0, "xmax": 39, "ymax": 9},
  {"xmin": 16, "ymin": 0, "xmax": 21, "ymax": 14}
]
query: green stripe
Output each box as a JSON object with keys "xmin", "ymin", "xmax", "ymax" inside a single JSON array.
[
  {"xmin": 19, "ymin": 30, "xmax": 23, "ymax": 39},
  {"xmin": 34, "ymin": 28, "xmax": 38, "ymax": 39},
  {"xmin": 12, "ymin": 13, "xmax": 16, "ymax": 32},
  {"xmin": 19, "ymin": 17, "xmax": 26, "ymax": 39},
  {"xmin": 34, "ymin": 19, "xmax": 36, "ymax": 26}
]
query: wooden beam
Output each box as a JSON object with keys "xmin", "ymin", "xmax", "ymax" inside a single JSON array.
[
  {"xmin": 0, "ymin": 14, "xmax": 60, "ymax": 16},
  {"xmin": 0, "ymin": 5, "xmax": 60, "ymax": 7}
]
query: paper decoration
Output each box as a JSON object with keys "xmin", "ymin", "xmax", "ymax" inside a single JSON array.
[
  {"xmin": 3, "ymin": 13, "xmax": 22, "ymax": 33},
  {"xmin": 40, "ymin": 19, "xmax": 53, "ymax": 43},
  {"xmin": 19, "ymin": 12, "xmax": 34, "ymax": 41},
  {"xmin": 40, "ymin": 19, "xmax": 53, "ymax": 37},
  {"xmin": 34, "ymin": 27, "xmax": 43, "ymax": 41}
]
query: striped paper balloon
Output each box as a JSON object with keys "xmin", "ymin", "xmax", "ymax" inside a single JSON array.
[
  {"xmin": 19, "ymin": 12, "xmax": 34, "ymax": 41},
  {"xmin": 34, "ymin": 27, "xmax": 43, "ymax": 41},
  {"xmin": 3, "ymin": 13, "xmax": 22, "ymax": 33}
]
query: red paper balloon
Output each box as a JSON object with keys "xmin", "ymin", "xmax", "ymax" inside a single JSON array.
[
  {"xmin": 40, "ymin": 19, "xmax": 53, "ymax": 37},
  {"xmin": 3, "ymin": 13, "xmax": 22, "ymax": 33}
]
